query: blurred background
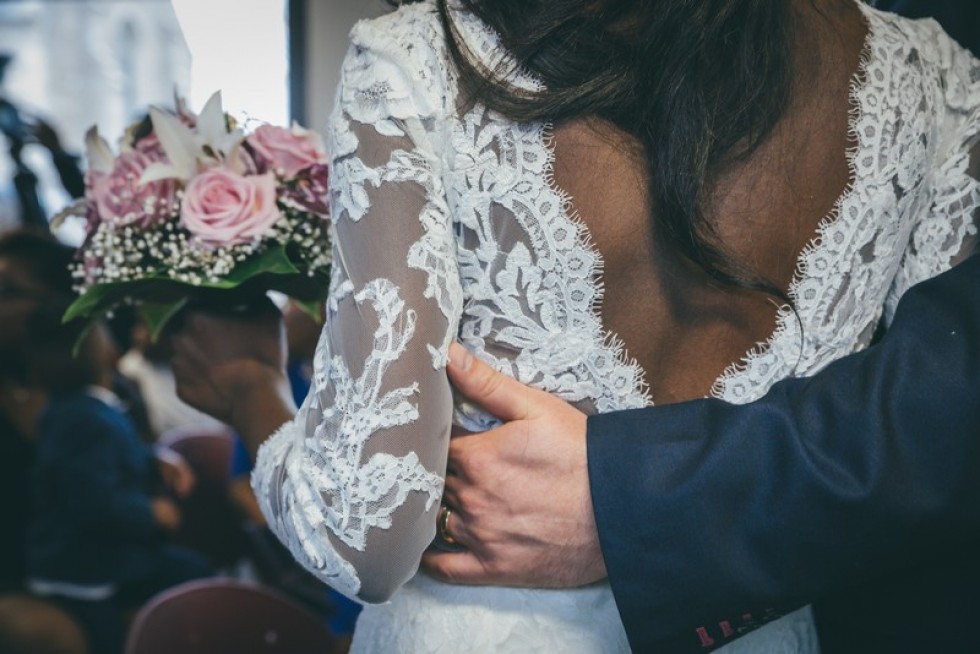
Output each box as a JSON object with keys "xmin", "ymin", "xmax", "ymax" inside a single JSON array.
[
  {"xmin": 0, "ymin": 0, "xmax": 387, "ymax": 240},
  {"xmin": 0, "ymin": 3, "xmax": 388, "ymax": 653}
]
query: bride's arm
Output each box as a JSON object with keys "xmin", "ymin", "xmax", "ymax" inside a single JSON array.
[
  {"xmin": 256, "ymin": 25, "xmax": 460, "ymax": 603},
  {"xmin": 176, "ymin": 16, "xmax": 460, "ymax": 604}
]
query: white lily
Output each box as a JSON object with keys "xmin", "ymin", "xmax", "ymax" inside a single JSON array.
[
  {"xmin": 139, "ymin": 91, "xmax": 245, "ymax": 186},
  {"xmin": 140, "ymin": 106, "xmax": 198, "ymax": 183},
  {"xmin": 84, "ymin": 126, "xmax": 115, "ymax": 174},
  {"xmin": 198, "ymin": 91, "xmax": 244, "ymax": 157}
]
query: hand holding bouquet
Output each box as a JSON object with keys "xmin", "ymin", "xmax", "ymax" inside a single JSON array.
[{"xmin": 58, "ymin": 92, "xmax": 331, "ymax": 338}]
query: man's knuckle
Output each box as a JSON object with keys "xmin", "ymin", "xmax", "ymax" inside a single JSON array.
[
  {"xmin": 457, "ymin": 447, "xmax": 484, "ymax": 478},
  {"xmin": 475, "ymin": 366, "xmax": 502, "ymax": 397},
  {"xmin": 455, "ymin": 487, "xmax": 476, "ymax": 515}
]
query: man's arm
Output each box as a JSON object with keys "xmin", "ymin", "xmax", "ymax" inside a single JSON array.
[
  {"xmin": 423, "ymin": 254, "xmax": 980, "ymax": 650},
  {"xmin": 590, "ymin": 254, "xmax": 980, "ymax": 650}
]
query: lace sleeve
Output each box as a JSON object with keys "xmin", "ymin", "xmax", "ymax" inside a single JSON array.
[
  {"xmin": 251, "ymin": 12, "xmax": 461, "ymax": 604},
  {"xmin": 884, "ymin": 40, "xmax": 980, "ymax": 324}
]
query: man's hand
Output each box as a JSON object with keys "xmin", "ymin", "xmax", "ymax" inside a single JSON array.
[
  {"xmin": 171, "ymin": 301, "xmax": 289, "ymax": 426},
  {"xmin": 421, "ymin": 343, "xmax": 607, "ymax": 587},
  {"xmin": 171, "ymin": 301, "xmax": 296, "ymax": 457}
]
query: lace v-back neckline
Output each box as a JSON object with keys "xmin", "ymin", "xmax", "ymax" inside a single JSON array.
[
  {"xmin": 533, "ymin": 1, "xmax": 881, "ymax": 407},
  {"xmin": 708, "ymin": 1, "xmax": 882, "ymax": 402}
]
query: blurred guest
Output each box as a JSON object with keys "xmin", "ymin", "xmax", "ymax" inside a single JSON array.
[
  {"xmin": 25, "ymin": 303, "xmax": 212, "ymax": 654},
  {"xmin": 118, "ymin": 317, "xmax": 224, "ymax": 441},
  {"xmin": 0, "ymin": 229, "xmax": 74, "ymax": 592},
  {"xmin": 0, "ymin": 229, "xmax": 89, "ymax": 654}
]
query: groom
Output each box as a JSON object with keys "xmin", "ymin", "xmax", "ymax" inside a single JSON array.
[
  {"xmin": 423, "ymin": 2, "xmax": 980, "ymax": 650},
  {"xmin": 426, "ymin": 254, "xmax": 980, "ymax": 652}
]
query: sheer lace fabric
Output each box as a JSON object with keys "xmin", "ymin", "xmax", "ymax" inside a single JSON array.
[{"xmin": 251, "ymin": 0, "xmax": 980, "ymax": 650}]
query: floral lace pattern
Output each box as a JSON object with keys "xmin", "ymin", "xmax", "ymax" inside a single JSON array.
[
  {"xmin": 449, "ymin": 11, "xmax": 651, "ymax": 430},
  {"xmin": 251, "ymin": 0, "xmax": 980, "ymax": 650},
  {"xmin": 711, "ymin": 5, "xmax": 980, "ymax": 403}
]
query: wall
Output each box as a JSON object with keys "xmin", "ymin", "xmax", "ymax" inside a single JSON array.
[{"xmin": 303, "ymin": 0, "xmax": 388, "ymax": 132}]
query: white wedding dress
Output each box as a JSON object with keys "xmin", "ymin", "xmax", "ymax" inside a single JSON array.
[{"xmin": 251, "ymin": 1, "xmax": 979, "ymax": 651}]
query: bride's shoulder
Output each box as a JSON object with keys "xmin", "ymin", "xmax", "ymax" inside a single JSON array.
[
  {"xmin": 861, "ymin": 2, "xmax": 978, "ymax": 73},
  {"xmin": 350, "ymin": 1, "xmax": 446, "ymax": 59},
  {"xmin": 342, "ymin": 2, "xmax": 454, "ymax": 119}
]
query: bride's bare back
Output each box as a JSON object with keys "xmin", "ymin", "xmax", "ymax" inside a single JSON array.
[{"xmin": 554, "ymin": 0, "xmax": 868, "ymax": 403}]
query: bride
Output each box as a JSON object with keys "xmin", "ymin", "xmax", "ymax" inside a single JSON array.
[{"xmin": 172, "ymin": 0, "xmax": 979, "ymax": 651}]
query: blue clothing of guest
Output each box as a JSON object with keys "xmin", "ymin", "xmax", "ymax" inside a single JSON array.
[
  {"xmin": 0, "ymin": 410, "xmax": 33, "ymax": 592},
  {"xmin": 29, "ymin": 387, "xmax": 211, "ymax": 654},
  {"xmin": 30, "ymin": 389, "xmax": 161, "ymax": 585}
]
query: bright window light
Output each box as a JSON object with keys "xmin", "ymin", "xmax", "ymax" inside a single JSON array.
[{"xmin": 170, "ymin": 0, "xmax": 288, "ymax": 126}]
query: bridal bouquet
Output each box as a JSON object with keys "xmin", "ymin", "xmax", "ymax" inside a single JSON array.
[{"xmin": 57, "ymin": 92, "xmax": 331, "ymax": 339}]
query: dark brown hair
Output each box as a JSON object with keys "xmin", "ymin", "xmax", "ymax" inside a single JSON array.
[{"xmin": 390, "ymin": 0, "xmax": 798, "ymax": 298}]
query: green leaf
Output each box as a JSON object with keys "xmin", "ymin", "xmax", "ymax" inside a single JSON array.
[
  {"xmin": 63, "ymin": 243, "xmax": 329, "ymax": 349},
  {"xmin": 64, "ymin": 283, "xmax": 135, "ymax": 322},
  {"xmin": 71, "ymin": 318, "xmax": 100, "ymax": 358},
  {"xmin": 224, "ymin": 244, "xmax": 301, "ymax": 285},
  {"xmin": 139, "ymin": 298, "xmax": 190, "ymax": 342}
]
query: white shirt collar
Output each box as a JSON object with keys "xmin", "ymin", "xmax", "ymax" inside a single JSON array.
[{"xmin": 84, "ymin": 385, "xmax": 126, "ymax": 411}]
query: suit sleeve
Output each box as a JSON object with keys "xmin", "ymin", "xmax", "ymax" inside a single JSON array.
[{"xmin": 587, "ymin": 253, "xmax": 980, "ymax": 652}]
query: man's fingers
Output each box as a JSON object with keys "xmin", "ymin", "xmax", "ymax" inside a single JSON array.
[
  {"xmin": 447, "ymin": 342, "xmax": 543, "ymax": 422},
  {"xmin": 441, "ymin": 475, "xmax": 461, "ymax": 509},
  {"xmin": 445, "ymin": 429, "xmax": 485, "ymax": 480},
  {"xmin": 437, "ymin": 494, "xmax": 478, "ymax": 550}
]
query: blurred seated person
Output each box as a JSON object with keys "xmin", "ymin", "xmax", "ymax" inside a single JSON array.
[
  {"xmin": 0, "ymin": 229, "xmax": 74, "ymax": 592},
  {"xmin": 0, "ymin": 231, "xmax": 152, "ymax": 594},
  {"xmin": 0, "ymin": 229, "xmax": 88, "ymax": 653},
  {"xmin": 25, "ymin": 302, "xmax": 212, "ymax": 654},
  {"xmin": 118, "ymin": 316, "xmax": 224, "ymax": 441}
]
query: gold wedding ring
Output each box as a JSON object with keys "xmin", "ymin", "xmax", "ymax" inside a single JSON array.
[{"xmin": 437, "ymin": 505, "xmax": 457, "ymax": 545}]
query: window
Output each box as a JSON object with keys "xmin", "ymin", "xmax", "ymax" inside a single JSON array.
[{"xmin": 0, "ymin": 0, "xmax": 288, "ymax": 237}]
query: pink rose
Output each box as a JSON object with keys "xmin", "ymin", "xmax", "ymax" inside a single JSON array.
[
  {"xmin": 181, "ymin": 169, "xmax": 281, "ymax": 247},
  {"xmin": 247, "ymin": 124, "xmax": 326, "ymax": 177},
  {"xmin": 88, "ymin": 151, "xmax": 177, "ymax": 227},
  {"xmin": 283, "ymin": 163, "xmax": 330, "ymax": 217}
]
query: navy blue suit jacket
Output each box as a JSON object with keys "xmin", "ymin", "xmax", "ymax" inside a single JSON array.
[
  {"xmin": 30, "ymin": 391, "xmax": 163, "ymax": 586},
  {"xmin": 875, "ymin": 0, "xmax": 979, "ymax": 54},
  {"xmin": 588, "ymin": 253, "xmax": 980, "ymax": 651}
]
